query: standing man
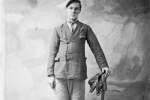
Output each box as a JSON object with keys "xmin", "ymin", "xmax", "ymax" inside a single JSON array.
[{"xmin": 47, "ymin": 0, "xmax": 109, "ymax": 100}]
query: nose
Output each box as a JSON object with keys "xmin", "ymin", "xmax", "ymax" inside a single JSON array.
[{"xmin": 72, "ymin": 8, "xmax": 75, "ymax": 13}]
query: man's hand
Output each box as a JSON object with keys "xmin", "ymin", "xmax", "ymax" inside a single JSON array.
[
  {"xmin": 47, "ymin": 75, "xmax": 55, "ymax": 89},
  {"xmin": 102, "ymin": 67, "xmax": 110, "ymax": 77}
]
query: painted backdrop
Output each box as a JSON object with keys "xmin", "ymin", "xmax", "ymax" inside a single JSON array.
[{"xmin": 5, "ymin": 0, "xmax": 150, "ymax": 100}]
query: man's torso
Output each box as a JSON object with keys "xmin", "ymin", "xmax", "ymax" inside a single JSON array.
[{"xmin": 54, "ymin": 21, "xmax": 89, "ymax": 80}]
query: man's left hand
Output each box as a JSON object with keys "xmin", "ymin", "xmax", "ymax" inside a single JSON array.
[{"xmin": 102, "ymin": 67, "xmax": 110, "ymax": 77}]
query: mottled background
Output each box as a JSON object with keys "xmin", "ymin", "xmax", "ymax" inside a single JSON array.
[{"xmin": 5, "ymin": 0, "xmax": 150, "ymax": 100}]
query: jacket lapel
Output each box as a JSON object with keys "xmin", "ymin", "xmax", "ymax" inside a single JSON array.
[
  {"xmin": 60, "ymin": 22, "xmax": 71, "ymax": 43},
  {"xmin": 61, "ymin": 21, "xmax": 84, "ymax": 43},
  {"xmin": 68, "ymin": 22, "xmax": 84, "ymax": 43},
  {"xmin": 64, "ymin": 22, "xmax": 72, "ymax": 38}
]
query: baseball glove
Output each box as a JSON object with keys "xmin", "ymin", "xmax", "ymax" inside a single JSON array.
[{"xmin": 88, "ymin": 71, "xmax": 110, "ymax": 96}]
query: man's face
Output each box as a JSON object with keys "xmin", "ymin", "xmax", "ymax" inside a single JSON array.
[{"xmin": 66, "ymin": 2, "xmax": 81, "ymax": 20}]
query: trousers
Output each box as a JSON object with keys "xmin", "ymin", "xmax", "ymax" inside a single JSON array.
[{"xmin": 54, "ymin": 78, "xmax": 85, "ymax": 100}]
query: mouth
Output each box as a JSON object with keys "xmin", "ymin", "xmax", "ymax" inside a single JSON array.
[{"xmin": 71, "ymin": 14, "xmax": 76, "ymax": 16}]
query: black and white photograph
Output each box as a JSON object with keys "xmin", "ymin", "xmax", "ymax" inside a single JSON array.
[{"xmin": 0, "ymin": 0, "xmax": 150, "ymax": 100}]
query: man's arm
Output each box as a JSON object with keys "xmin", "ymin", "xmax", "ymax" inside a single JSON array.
[
  {"xmin": 86, "ymin": 26, "xmax": 109, "ymax": 74},
  {"xmin": 47, "ymin": 28, "xmax": 60, "ymax": 77}
]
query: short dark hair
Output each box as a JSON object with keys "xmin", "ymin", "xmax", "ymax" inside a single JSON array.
[{"xmin": 66, "ymin": 0, "xmax": 82, "ymax": 10}]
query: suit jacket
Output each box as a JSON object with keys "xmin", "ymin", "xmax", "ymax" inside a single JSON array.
[{"xmin": 47, "ymin": 21, "xmax": 108, "ymax": 80}]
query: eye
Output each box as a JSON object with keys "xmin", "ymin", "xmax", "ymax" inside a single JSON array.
[
  {"xmin": 69, "ymin": 7, "xmax": 73, "ymax": 9},
  {"xmin": 75, "ymin": 8, "xmax": 79, "ymax": 10}
]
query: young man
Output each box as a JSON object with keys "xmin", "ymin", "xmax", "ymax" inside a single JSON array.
[{"xmin": 47, "ymin": 0, "xmax": 109, "ymax": 100}]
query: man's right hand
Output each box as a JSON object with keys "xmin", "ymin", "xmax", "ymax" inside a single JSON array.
[{"xmin": 47, "ymin": 75, "xmax": 55, "ymax": 89}]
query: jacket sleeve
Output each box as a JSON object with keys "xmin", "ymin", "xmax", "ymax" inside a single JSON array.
[
  {"xmin": 47, "ymin": 28, "xmax": 60, "ymax": 77},
  {"xmin": 87, "ymin": 26, "xmax": 109, "ymax": 69}
]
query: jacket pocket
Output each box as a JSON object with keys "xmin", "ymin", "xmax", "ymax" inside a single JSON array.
[
  {"xmin": 54, "ymin": 58, "xmax": 60, "ymax": 62},
  {"xmin": 80, "ymin": 35, "xmax": 86, "ymax": 39},
  {"xmin": 54, "ymin": 57, "xmax": 66, "ymax": 76},
  {"xmin": 80, "ymin": 32, "xmax": 86, "ymax": 39}
]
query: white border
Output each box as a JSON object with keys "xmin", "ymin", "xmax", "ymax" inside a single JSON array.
[{"xmin": 0, "ymin": 0, "xmax": 6, "ymax": 100}]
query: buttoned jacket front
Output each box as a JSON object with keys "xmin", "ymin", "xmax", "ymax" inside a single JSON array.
[{"xmin": 47, "ymin": 21, "xmax": 108, "ymax": 80}]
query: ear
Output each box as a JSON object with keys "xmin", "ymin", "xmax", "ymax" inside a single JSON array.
[{"xmin": 79, "ymin": 10, "xmax": 81, "ymax": 13}]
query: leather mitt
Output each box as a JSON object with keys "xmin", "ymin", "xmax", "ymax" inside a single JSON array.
[{"xmin": 88, "ymin": 71, "xmax": 110, "ymax": 96}]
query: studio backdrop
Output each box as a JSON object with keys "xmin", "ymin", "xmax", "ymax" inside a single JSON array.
[{"xmin": 4, "ymin": 0, "xmax": 150, "ymax": 100}]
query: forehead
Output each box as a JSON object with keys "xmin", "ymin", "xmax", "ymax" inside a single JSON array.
[{"xmin": 67, "ymin": 2, "xmax": 80, "ymax": 8}]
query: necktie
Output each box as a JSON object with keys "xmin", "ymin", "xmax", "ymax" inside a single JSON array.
[
  {"xmin": 67, "ymin": 19, "xmax": 78, "ymax": 33},
  {"xmin": 71, "ymin": 23, "xmax": 75, "ymax": 32}
]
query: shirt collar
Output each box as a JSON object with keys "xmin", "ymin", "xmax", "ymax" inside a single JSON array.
[{"xmin": 67, "ymin": 19, "xmax": 79, "ymax": 25}]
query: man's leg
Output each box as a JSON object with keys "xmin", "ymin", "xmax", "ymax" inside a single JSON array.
[
  {"xmin": 54, "ymin": 79, "xmax": 69, "ymax": 100},
  {"xmin": 70, "ymin": 80, "xmax": 85, "ymax": 100}
]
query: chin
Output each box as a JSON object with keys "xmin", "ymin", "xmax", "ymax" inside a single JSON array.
[
  {"xmin": 71, "ymin": 17, "xmax": 77, "ymax": 20},
  {"xmin": 68, "ymin": 16, "xmax": 76, "ymax": 19}
]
